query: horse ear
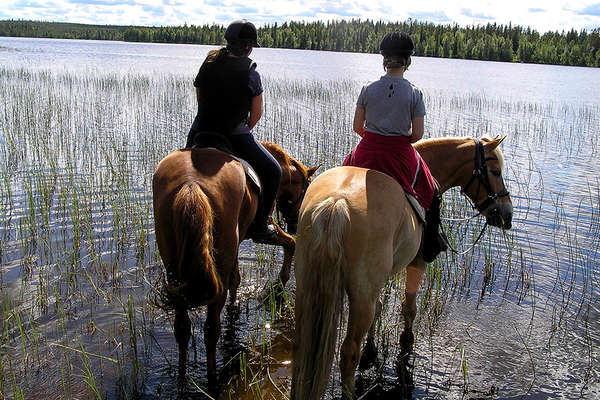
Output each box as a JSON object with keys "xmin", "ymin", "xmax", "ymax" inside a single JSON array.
[
  {"xmin": 307, "ymin": 165, "xmax": 321, "ymax": 177},
  {"xmin": 484, "ymin": 136, "xmax": 506, "ymax": 150}
]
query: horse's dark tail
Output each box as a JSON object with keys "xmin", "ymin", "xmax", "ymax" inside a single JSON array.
[
  {"xmin": 167, "ymin": 182, "xmax": 222, "ymax": 309},
  {"xmin": 291, "ymin": 197, "xmax": 350, "ymax": 400}
]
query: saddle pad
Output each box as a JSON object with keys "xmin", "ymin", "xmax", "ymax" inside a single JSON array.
[
  {"xmin": 342, "ymin": 131, "xmax": 435, "ymax": 210},
  {"xmin": 405, "ymin": 192, "xmax": 426, "ymax": 224}
]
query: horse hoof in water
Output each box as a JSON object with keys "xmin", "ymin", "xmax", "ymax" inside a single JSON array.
[
  {"xmin": 400, "ymin": 329, "xmax": 415, "ymax": 352},
  {"xmin": 359, "ymin": 338, "xmax": 378, "ymax": 370}
]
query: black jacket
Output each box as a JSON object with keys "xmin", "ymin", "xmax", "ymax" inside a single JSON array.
[{"xmin": 193, "ymin": 55, "xmax": 255, "ymax": 135}]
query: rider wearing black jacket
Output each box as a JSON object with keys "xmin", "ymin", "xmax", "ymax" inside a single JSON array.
[{"xmin": 186, "ymin": 20, "xmax": 282, "ymax": 243}]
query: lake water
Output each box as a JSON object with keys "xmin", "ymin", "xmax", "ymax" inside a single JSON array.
[
  {"xmin": 2, "ymin": 36, "xmax": 600, "ymax": 106},
  {"xmin": 0, "ymin": 36, "xmax": 599, "ymax": 400}
]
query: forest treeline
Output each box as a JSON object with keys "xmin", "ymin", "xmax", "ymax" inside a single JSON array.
[{"xmin": 1, "ymin": 19, "xmax": 599, "ymax": 67}]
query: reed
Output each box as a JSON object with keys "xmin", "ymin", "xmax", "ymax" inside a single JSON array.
[{"xmin": 0, "ymin": 62, "xmax": 598, "ymax": 399}]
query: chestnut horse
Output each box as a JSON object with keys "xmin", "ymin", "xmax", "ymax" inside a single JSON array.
[
  {"xmin": 291, "ymin": 136, "xmax": 513, "ymax": 399},
  {"xmin": 152, "ymin": 141, "xmax": 318, "ymax": 380}
]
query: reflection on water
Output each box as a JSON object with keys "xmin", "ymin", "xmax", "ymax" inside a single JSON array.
[
  {"xmin": 1, "ymin": 36, "xmax": 600, "ymax": 106},
  {"xmin": 0, "ymin": 37, "xmax": 598, "ymax": 399}
]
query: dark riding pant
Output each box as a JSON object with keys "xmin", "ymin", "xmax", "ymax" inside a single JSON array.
[{"xmin": 229, "ymin": 134, "xmax": 282, "ymax": 226}]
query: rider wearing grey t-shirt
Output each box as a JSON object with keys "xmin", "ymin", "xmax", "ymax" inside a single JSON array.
[{"xmin": 356, "ymin": 76, "xmax": 426, "ymax": 137}]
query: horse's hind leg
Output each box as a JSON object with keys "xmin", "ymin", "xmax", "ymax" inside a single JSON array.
[
  {"xmin": 229, "ymin": 258, "xmax": 240, "ymax": 305},
  {"xmin": 340, "ymin": 297, "xmax": 378, "ymax": 400},
  {"xmin": 174, "ymin": 307, "xmax": 191, "ymax": 377},
  {"xmin": 204, "ymin": 290, "xmax": 227, "ymax": 381},
  {"xmin": 359, "ymin": 297, "xmax": 382, "ymax": 370},
  {"xmin": 401, "ymin": 262, "xmax": 425, "ymax": 349}
]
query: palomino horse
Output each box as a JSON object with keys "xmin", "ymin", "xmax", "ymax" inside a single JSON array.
[
  {"xmin": 291, "ymin": 136, "xmax": 513, "ymax": 399},
  {"xmin": 152, "ymin": 141, "xmax": 318, "ymax": 381}
]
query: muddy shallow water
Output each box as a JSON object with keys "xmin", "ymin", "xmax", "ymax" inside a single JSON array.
[{"xmin": 0, "ymin": 37, "xmax": 599, "ymax": 399}]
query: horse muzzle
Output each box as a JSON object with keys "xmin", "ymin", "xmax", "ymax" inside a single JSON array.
[
  {"xmin": 286, "ymin": 220, "xmax": 298, "ymax": 235},
  {"xmin": 485, "ymin": 202, "xmax": 513, "ymax": 229}
]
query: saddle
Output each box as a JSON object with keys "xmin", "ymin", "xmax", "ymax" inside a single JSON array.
[{"xmin": 192, "ymin": 132, "xmax": 262, "ymax": 195}]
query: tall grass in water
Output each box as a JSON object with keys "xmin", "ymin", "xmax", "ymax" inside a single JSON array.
[
  {"xmin": 0, "ymin": 66, "xmax": 183, "ymax": 398},
  {"xmin": 0, "ymin": 64, "xmax": 598, "ymax": 399}
]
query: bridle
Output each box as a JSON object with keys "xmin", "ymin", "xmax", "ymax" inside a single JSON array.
[
  {"xmin": 461, "ymin": 138, "xmax": 510, "ymax": 213},
  {"xmin": 442, "ymin": 138, "xmax": 510, "ymax": 255}
]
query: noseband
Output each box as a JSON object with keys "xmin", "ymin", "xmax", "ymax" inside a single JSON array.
[{"xmin": 461, "ymin": 138, "xmax": 510, "ymax": 212}]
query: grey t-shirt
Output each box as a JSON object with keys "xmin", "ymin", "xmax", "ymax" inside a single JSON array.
[{"xmin": 356, "ymin": 76, "xmax": 426, "ymax": 136}]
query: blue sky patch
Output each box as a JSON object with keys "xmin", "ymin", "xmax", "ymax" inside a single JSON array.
[
  {"xmin": 13, "ymin": 0, "xmax": 47, "ymax": 7},
  {"xmin": 67, "ymin": 0, "xmax": 130, "ymax": 5},
  {"xmin": 142, "ymin": 5, "xmax": 165, "ymax": 16},
  {"xmin": 298, "ymin": 9, "xmax": 318, "ymax": 17},
  {"xmin": 461, "ymin": 8, "xmax": 494, "ymax": 20},
  {"xmin": 577, "ymin": 3, "xmax": 600, "ymax": 16},
  {"xmin": 409, "ymin": 11, "xmax": 451, "ymax": 23},
  {"xmin": 234, "ymin": 7, "xmax": 259, "ymax": 14}
]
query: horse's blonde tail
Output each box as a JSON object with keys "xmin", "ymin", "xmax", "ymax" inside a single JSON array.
[
  {"xmin": 292, "ymin": 197, "xmax": 350, "ymax": 400},
  {"xmin": 169, "ymin": 183, "xmax": 222, "ymax": 309}
]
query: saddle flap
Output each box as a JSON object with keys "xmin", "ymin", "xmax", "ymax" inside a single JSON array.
[{"xmin": 235, "ymin": 157, "xmax": 261, "ymax": 195}]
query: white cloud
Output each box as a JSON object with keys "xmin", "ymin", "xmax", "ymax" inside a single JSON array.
[{"xmin": 0, "ymin": 0, "xmax": 599, "ymax": 32}]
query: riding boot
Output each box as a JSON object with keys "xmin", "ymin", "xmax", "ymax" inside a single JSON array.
[{"xmin": 422, "ymin": 191, "xmax": 448, "ymax": 263}]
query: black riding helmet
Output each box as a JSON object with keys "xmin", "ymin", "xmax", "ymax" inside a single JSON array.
[
  {"xmin": 225, "ymin": 19, "xmax": 260, "ymax": 47},
  {"xmin": 379, "ymin": 31, "xmax": 415, "ymax": 57}
]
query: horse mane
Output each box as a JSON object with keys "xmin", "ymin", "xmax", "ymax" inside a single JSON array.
[
  {"xmin": 413, "ymin": 136, "xmax": 469, "ymax": 151},
  {"xmin": 415, "ymin": 135, "xmax": 505, "ymax": 168},
  {"xmin": 261, "ymin": 141, "xmax": 310, "ymax": 180}
]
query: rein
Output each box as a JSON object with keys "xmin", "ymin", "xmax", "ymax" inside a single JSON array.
[
  {"xmin": 441, "ymin": 221, "xmax": 489, "ymax": 256},
  {"xmin": 441, "ymin": 138, "xmax": 509, "ymax": 255}
]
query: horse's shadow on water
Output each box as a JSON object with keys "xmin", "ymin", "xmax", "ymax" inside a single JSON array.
[
  {"xmin": 355, "ymin": 331, "xmax": 416, "ymax": 400},
  {"xmin": 218, "ymin": 302, "xmax": 248, "ymax": 378},
  {"xmin": 170, "ymin": 296, "xmax": 417, "ymax": 400},
  {"xmin": 167, "ymin": 302, "xmax": 247, "ymax": 400}
]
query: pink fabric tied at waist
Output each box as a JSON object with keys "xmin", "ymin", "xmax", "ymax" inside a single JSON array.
[{"xmin": 343, "ymin": 131, "xmax": 435, "ymax": 209}]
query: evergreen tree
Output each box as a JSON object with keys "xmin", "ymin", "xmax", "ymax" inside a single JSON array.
[{"xmin": 1, "ymin": 19, "xmax": 598, "ymax": 67}]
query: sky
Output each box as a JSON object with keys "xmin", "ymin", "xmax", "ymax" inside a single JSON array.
[{"xmin": 1, "ymin": 0, "xmax": 600, "ymax": 34}]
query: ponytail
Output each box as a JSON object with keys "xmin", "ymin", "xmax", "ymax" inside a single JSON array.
[{"xmin": 206, "ymin": 47, "xmax": 230, "ymax": 63}]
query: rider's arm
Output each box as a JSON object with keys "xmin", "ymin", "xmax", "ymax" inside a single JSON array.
[
  {"xmin": 248, "ymin": 93, "xmax": 263, "ymax": 130},
  {"xmin": 409, "ymin": 116, "xmax": 424, "ymax": 143},
  {"xmin": 195, "ymin": 87, "xmax": 201, "ymax": 104},
  {"xmin": 353, "ymin": 106, "xmax": 366, "ymax": 137}
]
